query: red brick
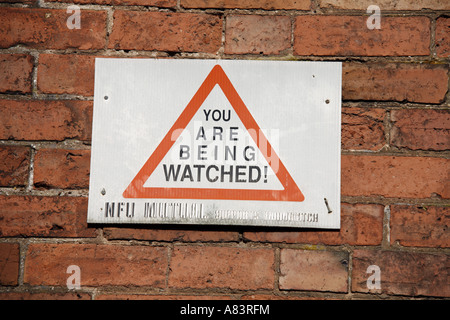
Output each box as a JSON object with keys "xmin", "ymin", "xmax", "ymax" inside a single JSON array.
[
  {"xmin": 115, "ymin": 0, "xmax": 175, "ymax": 4},
  {"xmin": 0, "ymin": 8, "xmax": 107, "ymax": 50},
  {"xmin": 436, "ymin": 18, "xmax": 450, "ymax": 58},
  {"xmin": 0, "ymin": 54, "xmax": 33, "ymax": 93},
  {"xmin": 34, "ymin": 149, "xmax": 90, "ymax": 189},
  {"xmin": 0, "ymin": 196, "xmax": 95, "ymax": 238},
  {"xmin": 342, "ymin": 107, "xmax": 385, "ymax": 151},
  {"xmin": 242, "ymin": 294, "xmax": 317, "ymax": 300},
  {"xmin": 244, "ymin": 203, "xmax": 384, "ymax": 246},
  {"xmin": 0, "ymin": 99, "xmax": 92, "ymax": 141},
  {"xmin": 108, "ymin": 11, "xmax": 222, "ymax": 53},
  {"xmin": 0, "ymin": 243, "xmax": 20, "ymax": 286},
  {"xmin": 46, "ymin": 0, "xmax": 176, "ymax": 6},
  {"xmin": 225, "ymin": 15, "xmax": 291, "ymax": 55},
  {"xmin": 46, "ymin": 0, "xmax": 113, "ymax": 3},
  {"xmin": 37, "ymin": 54, "xmax": 96, "ymax": 95},
  {"xmin": 342, "ymin": 63, "xmax": 448, "ymax": 104},
  {"xmin": 352, "ymin": 249, "xmax": 450, "ymax": 297},
  {"xmin": 96, "ymin": 294, "xmax": 231, "ymax": 300},
  {"xmin": 24, "ymin": 243, "xmax": 168, "ymax": 287},
  {"xmin": 390, "ymin": 205, "xmax": 449, "ymax": 248},
  {"xmin": 390, "ymin": 109, "xmax": 450, "ymax": 151},
  {"xmin": 0, "ymin": 0, "xmax": 36, "ymax": 3},
  {"xmin": 294, "ymin": 16, "xmax": 430, "ymax": 56},
  {"xmin": 169, "ymin": 246, "xmax": 274, "ymax": 290},
  {"xmin": 342, "ymin": 155, "xmax": 450, "ymax": 199},
  {"xmin": 104, "ymin": 228, "xmax": 239, "ymax": 242},
  {"xmin": 181, "ymin": 0, "xmax": 311, "ymax": 10},
  {"xmin": 319, "ymin": 0, "xmax": 450, "ymax": 10},
  {"xmin": 0, "ymin": 292, "xmax": 91, "ymax": 300},
  {"xmin": 0, "ymin": 145, "xmax": 30, "ymax": 187},
  {"xmin": 279, "ymin": 249, "xmax": 348, "ymax": 292}
]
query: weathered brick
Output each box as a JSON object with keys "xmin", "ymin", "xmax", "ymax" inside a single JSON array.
[
  {"xmin": 342, "ymin": 63, "xmax": 448, "ymax": 104},
  {"xmin": 436, "ymin": 17, "xmax": 450, "ymax": 58},
  {"xmin": 390, "ymin": 109, "xmax": 450, "ymax": 151},
  {"xmin": 0, "ymin": 54, "xmax": 33, "ymax": 93},
  {"xmin": 0, "ymin": 8, "xmax": 107, "ymax": 50},
  {"xmin": 115, "ymin": 0, "xmax": 175, "ymax": 4},
  {"xmin": 37, "ymin": 54, "xmax": 96, "ymax": 96},
  {"xmin": 294, "ymin": 16, "xmax": 430, "ymax": 56},
  {"xmin": 24, "ymin": 243, "xmax": 168, "ymax": 287},
  {"xmin": 46, "ymin": 0, "xmax": 113, "ymax": 3},
  {"xmin": 244, "ymin": 203, "xmax": 384, "ymax": 246},
  {"xmin": 34, "ymin": 149, "xmax": 90, "ymax": 189},
  {"xmin": 352, "ymin": 249, "xmax": 450, "ymax": 297},
  {"xmin": 279, "ymin": 249, "xmax": 348, "ymax": 292},
  {"xmin": 0, "ymin": 243, "xmax": 20, "ymax": 286},
  {"xmin": 341, "ymin": 155, "xmax": 450, "ymax": 199},
  {"xmin": 342, "ymin": 107, "xmax": 385, "ymax": 151},
  {"xmin": 181, "ymin": 0, "xmax": 311, "ymax": 10},
  {"xmin": 225, "ymin": 15, "xmax": 291, "ymax": 55},
  {"xmin": 319, "ymin": 0, "xmax": 450, "ymax": 10},
  {"xmin": 242, "ymin": 294, "xmax": 314, "ymax": 300},
  {"xmin": 96, "ymin": 294, "xmax": 231, "ymax": 300},
  {"xmin": 0, "ymin": 0, "xmax": 36, "ymax": 3},
  {"xmin": 0, "ymin": 145, "xmax": 30, "ymax": 187},
  {"xmin": 104, "ymin": 227, "xmax": 239, "ymax": 242},
  {"xmin": 46, "ymin": 0, "xmax": 176, "ymax": 6},
  {"xmin": 390, "ymin": 205, "xmax": 449, "ymax": 248},
  {"xmin": 169, "ymin": 246, "xmax": 274, "ymax": 290},
  {"xmin": 108, "ymin": 11, "xmax": 222, "ymax": 53},
  {"xmin": 0, "ymin": 196, "xmax": 95, "ymax": 238},
  {"xmin": 0, "ymin": 292, "xmax": 91, "ymax": 300},
  {"xmin": 0, "ymin": 99, "xmax": 92, "ymax": 141}
]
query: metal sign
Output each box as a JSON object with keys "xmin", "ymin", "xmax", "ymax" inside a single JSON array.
[{"xmin": 87, "ymin": 59, "xmax": 341, "ymax": 228}]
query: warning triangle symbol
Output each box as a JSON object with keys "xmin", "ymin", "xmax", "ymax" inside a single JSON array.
[{"xmin": 123, "ymin": 65, "xmax": 304, "ymax": 202}]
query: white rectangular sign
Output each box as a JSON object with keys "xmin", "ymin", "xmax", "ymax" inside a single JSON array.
[{"xmin": 87, "ymin": 59, "xmax": 341, "ymax": 228}]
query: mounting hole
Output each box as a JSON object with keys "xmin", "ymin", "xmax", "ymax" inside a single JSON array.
[
  {"xmin": 104, "ymin": 96, "xmax": 109, "ymax": 101},
  {"xmin": 325, "ymin": 99, "xmax": 330, "ymax": 104}
]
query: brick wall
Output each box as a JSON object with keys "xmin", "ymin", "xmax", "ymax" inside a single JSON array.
[{"xmin": 0, "ymin": 0, "xmax": 449, "ymax": 300}]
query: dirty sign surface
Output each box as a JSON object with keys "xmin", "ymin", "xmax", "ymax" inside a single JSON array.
[{"xmin": 87, "ymin": 59, "xmax": 342, "ymax": 228}]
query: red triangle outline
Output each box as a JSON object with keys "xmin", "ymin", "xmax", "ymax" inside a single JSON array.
[{"xmin": 123, "ymin": 65, "xmax": 304, "ymax": 202}]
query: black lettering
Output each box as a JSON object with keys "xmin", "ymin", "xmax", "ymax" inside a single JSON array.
[
  {"xmin": 221, "ymin": 165, "xmax": 233, "ymax": 182},
  {"xmin": 213, "ymin": 127, "xmax": 223, "ymax": 140},
  {"xmin": 235, "ymin": 165, "xmax": 246, "ymax": 182},
  {"xmin": 181, "ymin": 165, "xmax": 194, "ymax": 182},
  {"xmin": 225, "ymin": 145, "xmax": 236, "ymax": 161},
  {"xmin": 213, "ymin": 145, "xmax": 218, "ymax": 160},
  {"xmin": 117, "ymin": 202, "xmax": 124, "ymax": 217},
  {"xmin": 249, "ymin": 166, "xmax": 261, "ymax": 183},
  {"xmin": 196, "ymin": 126, "xmax": 206, "ymax": 140},
  {"xmin": 179, "ymin": 145, "xmax": 190, "ymax": 159},
  {"xmin": 163, "ymin": 164, "xmax": 181, "ymax": 181},
  {"xmin": 222, "ymin": 109, "xmax": 231, "ymax": 121},
  {"xmin": 105, "ymin": 202, "xmax": 114, "ymax": 217},
  {"xmin": 206, "ymin": 165, "xmax": 219, "ymax": 182},
  {"xmin": 197, "ymin": 145, "xmax": 207, "ymax": 160},
  {"xmin": 203, "ymin": 109, "xmax": 212, "ymax": 121},
  {"xmin": 193, "ymin": 164, "xmax": 205, "ymax": 182},
  {"xmin": 126, "ymin": 202, "xmax": 135, "ymax": 217},
  {"xmin": 244, "ymin": 146, "xmax": 255, "ymax": 161},
  {"xmin": 229, "ymin": 127, "xmax": 238, "ymax": 140},
  {"xmin": 212, "ymin": 109, "xmax": 221, "ymax": 121}
]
